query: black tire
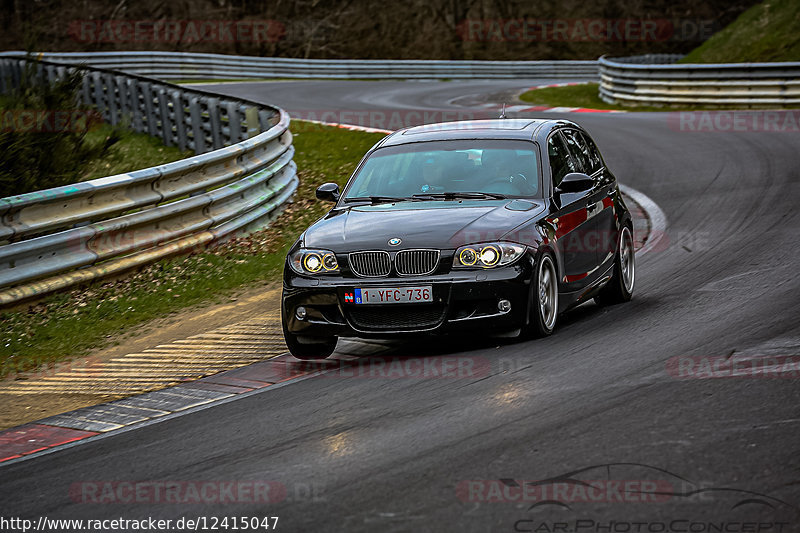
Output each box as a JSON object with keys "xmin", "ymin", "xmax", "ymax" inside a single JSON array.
[
  {"xmin": 523, "ymin": 252, "xmax": 559, "ymax": 338},
  {"xmin": 595, "ymin": 225, "xmax": 635, "ymax": 306},
  {"xmin": 282, "ymin": 315, "xmax": 337, "ymax": 360}
]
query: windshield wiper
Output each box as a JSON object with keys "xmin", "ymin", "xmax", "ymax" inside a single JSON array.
[
  {"xmin": 412, "ymin": 191, "xmax": 508, "ymax": 200},
  {"xmin": 343, "ymin": 195, "xmax": 413, "ymax": 205}
]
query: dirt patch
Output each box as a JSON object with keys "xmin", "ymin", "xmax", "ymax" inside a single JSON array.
[
  {"xmin": 79, "ymin": 282, "xmax": 281, "ymax": 362},
  {"xmin": 0, "ymin": 282, "xmax": 282, "ymax": 430},
  {"xmin": 0, "ymin": 393, "xmax": 123, "ymax": 430}
]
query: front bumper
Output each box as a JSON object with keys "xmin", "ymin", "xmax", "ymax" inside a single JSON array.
[{"xmin": 282, "ymin": 259, "xmax": 533, "ymax": 339}]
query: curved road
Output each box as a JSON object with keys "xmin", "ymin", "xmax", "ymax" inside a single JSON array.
[{"xmin": 1, "ymin": 80, "xmax": 799, "ymax": 531}]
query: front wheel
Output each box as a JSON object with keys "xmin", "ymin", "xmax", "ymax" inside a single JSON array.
[
  {"xmin": 284, "ymin": 332, "xmax": 337, "ymax": 360},
  {"xmin": 523, "ymin": 253, "xmax": 559, "ymax": 338},
  {"xmin": 595, "ymin": 225, "xmax": 635, "ymax": 306},
  {"xmin": 282, "ymin": 318, "xmax": 337, "ymax": 360}
]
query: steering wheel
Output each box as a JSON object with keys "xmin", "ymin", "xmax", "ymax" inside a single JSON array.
[{"xmin": 485, "ymin": 173, "xmax": 533, "ymax": 195}]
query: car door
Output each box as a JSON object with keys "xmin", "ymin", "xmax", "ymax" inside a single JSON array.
[
  {"xmin": 546, "ymin": 130, "xmax": 599, "ymax": 293},
  {"xmin": 561, "ymin": 128, "xmax": 616, "ymax": 274},
  {"xmin": 578, "ymin": 130, "xmax": 619, "ymax": 268}
]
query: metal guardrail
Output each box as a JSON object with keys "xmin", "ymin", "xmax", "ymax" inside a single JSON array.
[
  {"xmin": 0, "ymin": 57, "xmax": 298, "ymax": 306},
  {"xmin": 2, "ymin": 51, "xmax": 599, "ymax": 80},
  {"xmin": 599, "ymin": 54, "xmax": 800, "ymax": 107},
  {"xmin": 0, "ymin": 57, "xmax": 279, "ymax": 153}
]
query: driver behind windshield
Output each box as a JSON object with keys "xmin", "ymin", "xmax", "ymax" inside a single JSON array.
[
  {"xmin": 419, "ymin": 156, "xmax": 446, "ymax": 192},
  {"xmin": 480, "ymin": 150, "xmax": 536, "ymax": 196}
]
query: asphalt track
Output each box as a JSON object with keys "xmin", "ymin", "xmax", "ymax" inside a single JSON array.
[{"xmin": 1, "ymin": 80, "xmax": 799, "ymax": 532}]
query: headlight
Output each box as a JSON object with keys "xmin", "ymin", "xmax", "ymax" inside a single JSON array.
[
  {"xmin": 289, "ymin": 248, "xmax": 339, "ymax": 275},
  {"xmin": 453, "ymin": 242, "xmax": 526, "ymax": 269}
]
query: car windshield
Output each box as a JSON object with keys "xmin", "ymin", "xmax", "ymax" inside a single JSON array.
[{"xmin": 343, "ymin": 140, "xmax": 540, "ymax": 201}]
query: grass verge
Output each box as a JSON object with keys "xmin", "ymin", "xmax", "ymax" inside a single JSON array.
[
  {"xmin": 519, "ymin": 83, "xmax": 622, "ymax": 110},
  {"xmin": 518, "ymin": 83, "xmax": 692, "ymax": 111},
  {"xmin": 518, "ymin": 82, "xmax": 800, "ymax": 111},
  {"xmin": 81, "ymin": 125, "xmax": 192, "ymax": 180},
  {"xmin": 0, "ymin": 121, "xmax": 384, "ymax": 378}
]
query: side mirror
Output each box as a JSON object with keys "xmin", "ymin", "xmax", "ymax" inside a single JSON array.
[
  {"xmin": 556, "ymin": 172, "xmax": 594, "ymax": 194},
  {"xmin": 315, "ymin": 182, "xmax": 340, "ymax": 202}
]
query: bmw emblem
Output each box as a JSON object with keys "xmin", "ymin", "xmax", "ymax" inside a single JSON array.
[{"xmin": 388, "ymin": 237, "xmax": 402, "ymax": 246}]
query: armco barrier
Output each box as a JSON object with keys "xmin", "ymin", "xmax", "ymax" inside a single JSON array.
[
  {"xmin": 0, "ymin": 57, "xmax": 276, "ymax": 152},
  {"xmin": 0, "ymin": 57, "xmax": 297, "ymax": 305},
  {"xmin": 1, "ymin": 51, "xmax": 599, "ymax": 80},
  {"xmin": 599, "ymin": 54, "xmax": 800, "ymax": 107}
]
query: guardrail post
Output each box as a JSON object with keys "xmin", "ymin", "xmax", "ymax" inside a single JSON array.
[
  {"xmin": 9, "ymin": 59, "xmax": 21, "ymax": 89},
  {"xmin": 245, "ymin": 107, "xmax": 260, "ymax": 139},
  {"xmin": 107, "ymin": 74, "xmax": 120, "ymax": 125},
  {"xmin": 156, "ymin": 86, "xmax": 173, "ymax": 147},
  {"xmin": 80, "ymin": 72, "xmax": 91, "ymax": 107},
  {"xmin": 45, "ymin": 64, "xmax": 55, "ymax": 84},
  {"xmin": 207, "ymin": 98, "xmax": 223, "ymax": 150},
  {"xmin": 258, "ymin": 110, "xmax": 275, "ymax": 132},
  {"xmin": 91, "ymin": 71, "xmax": 108, "ymax": 122},
  {"xmin": 171, "ymin": 90, "xmax": 188, "ymax": 152},
  {"xmin": 34, "ymin": 62, "xmax": 44, "ymax": 85},
  {"xmin": 140, "ymin": 81, "xmax": 158, "ymax": 138},
  {"xmin": 128, "ymin": 78, "xmax": 143, "ymax": 133},
  {"xmin": 189, "ymin": 96, "xmax": 206, "ymax": 154},
  {"xmin": 225, "ymin": 102, "xmax": 241, "ymax": 144},
  {"xmin": 0, "ymin": 60, "xmax": 8, "ymax": 94},
  {"xmin": 116, "ymin": 75, "xmax": 131, "ymax": 125}
]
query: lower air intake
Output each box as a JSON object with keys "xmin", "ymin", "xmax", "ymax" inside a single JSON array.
[{"xmin": 347, "ymin": 305, "xmax": 446, "ymax": 330}]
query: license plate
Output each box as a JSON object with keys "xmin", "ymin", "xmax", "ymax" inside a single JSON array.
[{"xmin": 347, "ymin": 286, "xmax": 432, "ymax": 305}]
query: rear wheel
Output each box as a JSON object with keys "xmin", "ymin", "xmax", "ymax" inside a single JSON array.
[
  {"xmin": 595, "ymin": 225, "xmax": 635, "ymax": 306},
  {"xmin": 524, "ymin": 253, "xmax": 558, "ymax": 338}
]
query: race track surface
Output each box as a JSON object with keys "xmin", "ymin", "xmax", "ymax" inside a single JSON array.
[{"xmin": 1, "ymin": 79, "xmax": 799, "ymax": 532}]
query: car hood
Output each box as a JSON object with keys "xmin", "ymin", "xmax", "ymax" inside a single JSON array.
[{"xmin": 303, "ymin": 199, "xmax": 546, "ymax": 252}]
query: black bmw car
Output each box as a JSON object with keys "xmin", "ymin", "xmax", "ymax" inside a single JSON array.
[{"xmin": 281, "ymin": 119, "xmax": 635, "ymax": 359}]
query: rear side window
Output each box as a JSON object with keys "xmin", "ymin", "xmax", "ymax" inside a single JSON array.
[
  {"xmin": 562, "ymin": 129, "xmax": 593, "ymax": 174},
  {"xmin": 578, "ymin": 131, "xmax": 604, "ymax": 174},
  {"xmin": 547, "ymin": 132, "xmax": 576, "ymax": 187}
]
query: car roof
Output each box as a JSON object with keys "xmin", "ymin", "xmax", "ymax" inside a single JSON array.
[{"xmin": 375, "ymin": 118, "xmax": 569, "ymax": 147}]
